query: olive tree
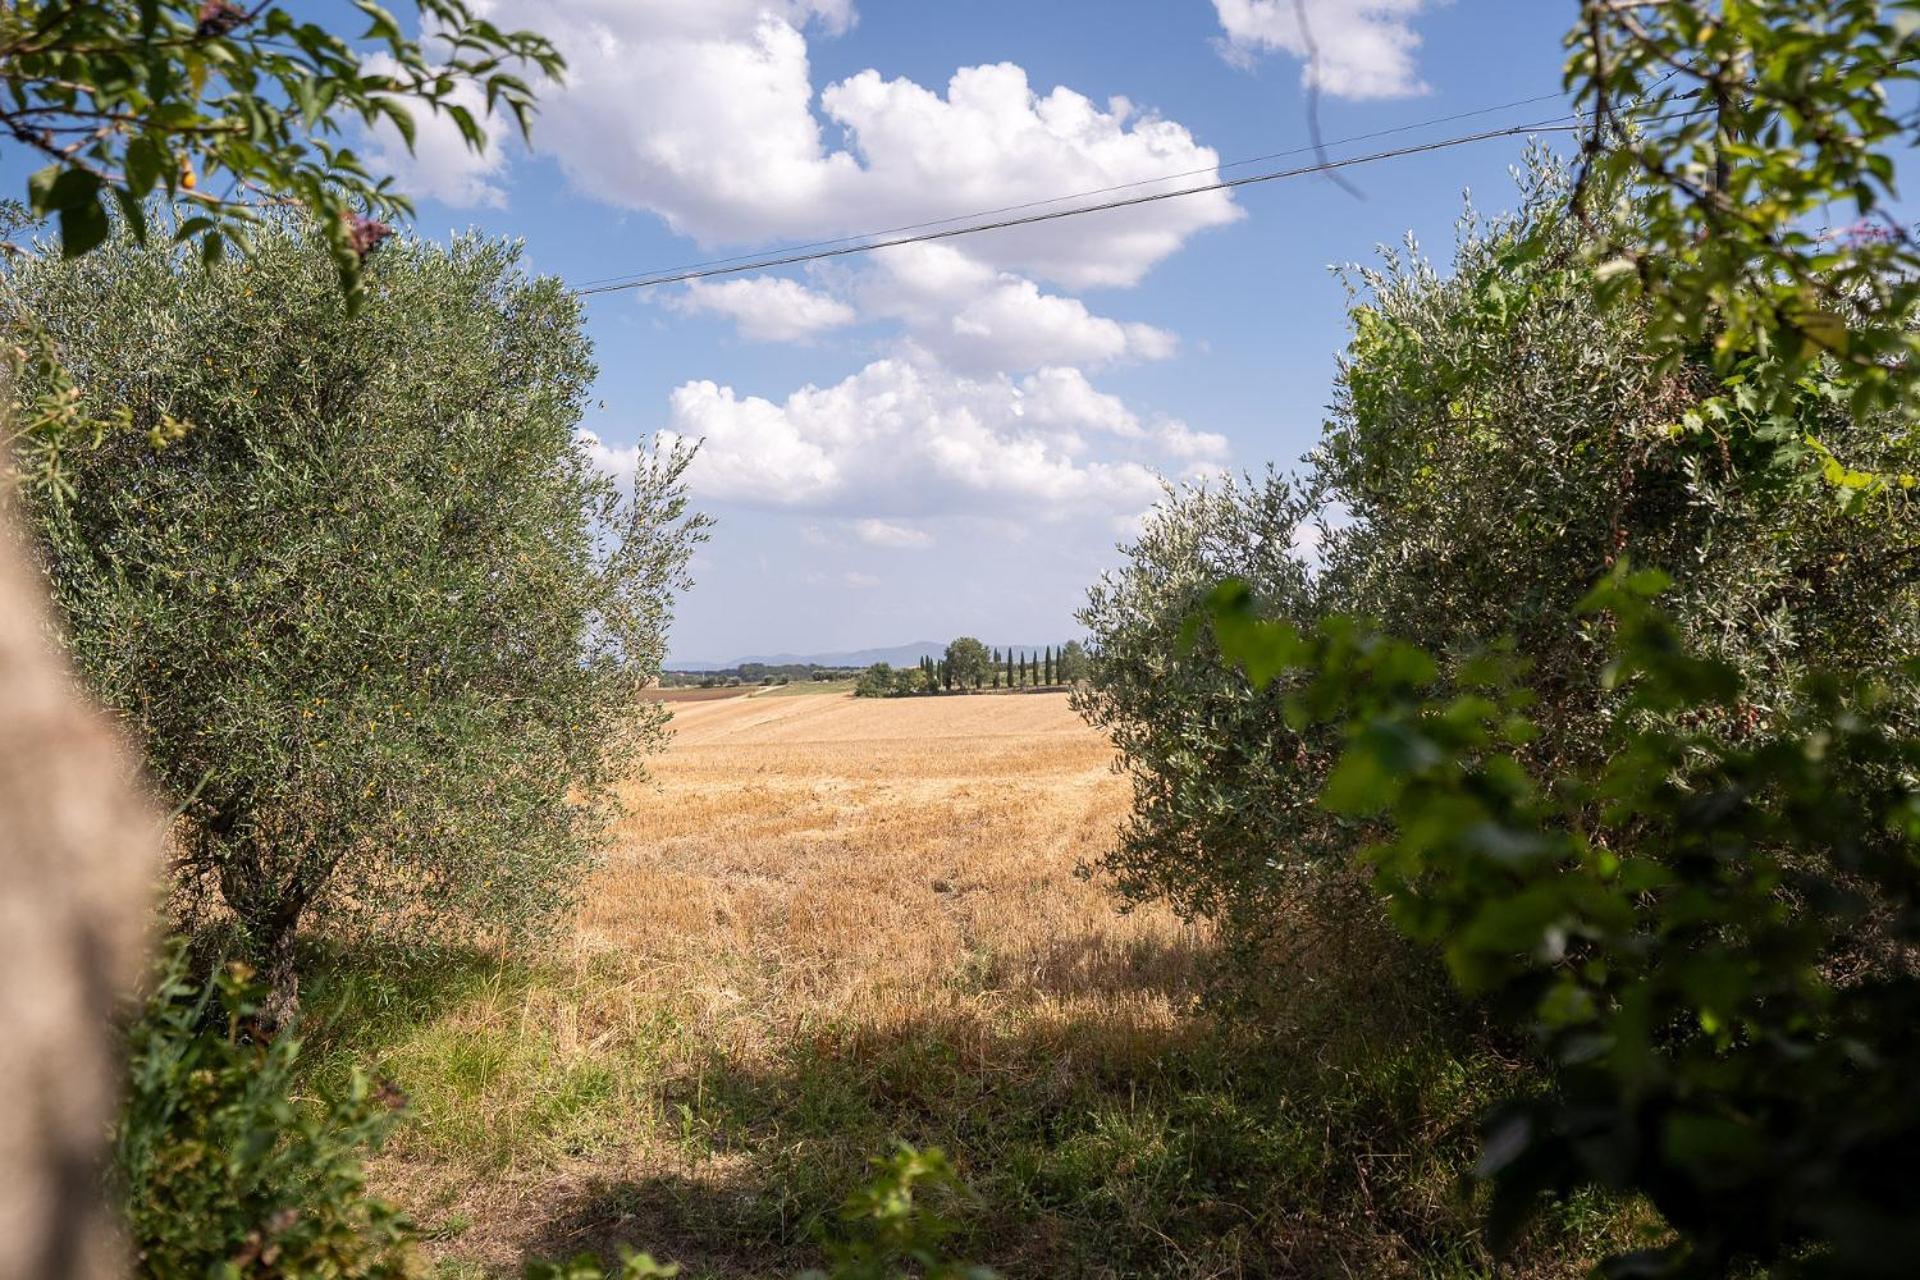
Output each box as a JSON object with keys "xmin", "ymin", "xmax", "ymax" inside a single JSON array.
[
  {"xmin": 1074, "ymin": 469, "xmax": 1344, "ymax": 965},
  {"xmin": 1318, "ymin": 160, "xmax": 1920, "ymax": 768},
  {"xmin": 1080, "ymin": 163, "xmax": 1918, "ymax": 975},
  {"xmin": 12, "ymin": 219, "xmax": 708, "ymax": 1015}
]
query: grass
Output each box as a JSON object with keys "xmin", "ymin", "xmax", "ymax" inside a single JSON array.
[{"xmin": 301, "ymin": 692, "xmax": 1641, "ymax": 1278}]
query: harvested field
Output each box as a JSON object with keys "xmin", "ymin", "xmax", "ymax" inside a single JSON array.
[
  {"xmin": 639, "ymin": 686, "xmax": 754, "ymax": 703},
  {"xmin": 307, "ymin": 692, "xmax": 1621, "ymax": 1279}
]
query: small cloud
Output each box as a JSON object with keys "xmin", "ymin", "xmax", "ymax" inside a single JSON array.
[
  {"xmin": 844, "ymin": 571, "xmax": 882, "ymax": 589},
  {"xmin": 666, "ymin": 276, "xmax": 857, "ymax": 343},
  {"xmin": 1211, "ymin": 0, "xmax": 1434, "ymax": 100},
  {"xmin": 853, "ymin": 518, "xmax": 934, "ymax": 549}
]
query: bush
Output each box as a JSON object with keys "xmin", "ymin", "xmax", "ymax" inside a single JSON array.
[
  {"xmin": 1078, "ymin": 163, "xmax": 1920, "ymax": 973},
  {"xmin": 854, "ymin": 662, "xmax": 897, "ymax": 698},
  {"xmin": 1206, "ymin": 566, "xmax": 1920, "ymax": 1277},
  {"xmin": 1074, "ymin": 469, "xmax": 1346, "ymax": 963},
  {"xmin": 11, "ymin": 220, "xmax": 709, "ymax": 1010},
  {"xmin": 116, "ymin": 952, "xmax": 419, "ymax": 1278}
]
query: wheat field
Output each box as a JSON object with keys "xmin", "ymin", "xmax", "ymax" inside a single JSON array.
[
  {"xmin": 338, "ymin": 691, "xmax": 1212, "ymax": 1275},
  {"xmin": 313, "ymin": 690, "xmax": 1621, "ymax": 1278}
]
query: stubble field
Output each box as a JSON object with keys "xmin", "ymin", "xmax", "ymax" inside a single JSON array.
[{"xmin": 306, "ymin": 692, "xmax": 1622, "ymax": 1278}]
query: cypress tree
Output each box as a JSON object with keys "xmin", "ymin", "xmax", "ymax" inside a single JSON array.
[{"xmin": 1046, "ymin": 645, "xmax": 1055, "ymax": 685}]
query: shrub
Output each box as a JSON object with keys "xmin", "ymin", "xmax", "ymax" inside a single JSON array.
[
  {"xmin": 116, "ymin": 952, "xmax": 419, "ymax": 1278},
  {"xmin": 12, "ymin": 219, "xmax": 709, "ymax": 1011},
  {"xmin": 1079, "ymin": 164, "xmax": 1919, "ymax": 973},
  {"xmin": 1206, "ymin": 566, "xmax": 1920, "ymax": 1277},
  {"xmin": 1075, "ymin": 468, "xmax": 1347, "ymax": 964},
  {"xmin": 854, "ymin": 663, "xmax": 896, "ymax": 698}
]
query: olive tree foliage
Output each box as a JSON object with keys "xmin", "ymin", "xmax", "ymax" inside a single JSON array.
[
  {"xmin": 1079, "ymin": 163, "xmax": 1919, "ymax": 967},
  {"xmin": 1318, "ymin": 160, "xmax": 1920, "ymax": 768},
  {"xmin": 1206, "ymin": 566, "xmax": 1920, "ymax": 1279},
  {"xmin": 10, "ymin": 219, "xmax": 709, "ymax": 1009},
  {"xmin": 1073, "ymin": 471, "xmax": 1345, "ymax": 960}
]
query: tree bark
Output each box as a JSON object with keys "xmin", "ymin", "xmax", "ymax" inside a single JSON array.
[{"xmin": 0, "ymin": 506, "xmax": 156, "ymax": 1279}]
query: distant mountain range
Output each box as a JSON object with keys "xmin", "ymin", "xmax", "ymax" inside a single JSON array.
[{"xmin": 666, "ymin": 641, "xmax": 1071, "ymax": 672}]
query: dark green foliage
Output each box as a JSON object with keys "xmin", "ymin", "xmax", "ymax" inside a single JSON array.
[
  {"xmin": 945, "ymin": 637, "xmax": 990, "ymax": 691},
  {"xmin": 1056, "ymin": 641, "xmax": 1089, "ymax": 684},
  {"xmin": 855, "ymin": 663, "xmax": 897, "ymax": 698},
  {"xmin": 1206, "ymin": 566, "xmax": 1920, "ymax": 1278},
  {"xmin": 0, "ymin": 2, "xmax": 560, "ymax": 309},
  {"xmin": 116, "ymin": 952, "xmax": 420, "ymax": 1278},
  {"xmin": 1569, "ymin": 0, "xmax": 1920, "ymax": 455},
  {"xmin": 13, "ymin": 220, "xmax": 708, "ymax": 999}
]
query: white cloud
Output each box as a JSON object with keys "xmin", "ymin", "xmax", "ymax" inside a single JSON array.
[
  {"xmin": 667, "ymin": 276, "xmax": 857, "ymax": 342},
  {"xmin": 653, "ymin": 354, "xmax": 1190, "ymax": 518},
  {"xmin": 1155, "ymin": 419, "xmax": 1231, "ymax": 462},
  {"xmin": 360, "ymin": 53, "xmax": 510, "ymax": 208},
  {"xmin": 1211, "ymin": 0, "xmax": 1434, "ymax": 99},
  {"xmin": 476, "ymin": 2, "xmax": 1239, "ymax": 286},
  {"xmin": 860, "ymin": 243, "xmax": 1177, "ymax": 372},
  {"xmin": 852, "ymin": 518, "xmax": 933, "ymax": 549}
]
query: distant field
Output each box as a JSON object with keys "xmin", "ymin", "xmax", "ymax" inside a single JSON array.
[
  {"xmin": 638, "ymin": 686, "xmax": 750, "ymax": 703},
  {"xmin": 311, "ymin": 692, "xmax": 1624, "ymax": 1278},
  {"xmin": 753, "ymin": 677, "xmax": 858, "ymax": 697}
]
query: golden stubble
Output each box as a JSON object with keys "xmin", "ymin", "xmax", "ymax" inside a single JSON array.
[
  {"xmin": 368, "ymin": 692, "xmax": 1203, "ymax": 1269},
  {"xmin": 581, "ymin": 691, "xmax": 1199, "ymax": 1052}
]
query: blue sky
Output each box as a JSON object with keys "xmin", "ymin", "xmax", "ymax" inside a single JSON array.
[{"xmin": 90, "ymin": 2, "xmax": 1599, "ymax": 662}]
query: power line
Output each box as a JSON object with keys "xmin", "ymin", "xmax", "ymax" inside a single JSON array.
[
  {"xmin": 576, "ymin": 113, "xmax": 1592, "ymax": 297},
  {"xmin": 569, "ymin": 88, "xmax": 1576, "ymax": 294}
]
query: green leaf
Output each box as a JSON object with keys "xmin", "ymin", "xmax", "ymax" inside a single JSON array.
[
  {"xmin": 58, "ymin": 192, "xmax": 111, "ymax": 258},
  {"xmin": 33, "ymin": 166, "xmax": 102, "ymax": 214}
]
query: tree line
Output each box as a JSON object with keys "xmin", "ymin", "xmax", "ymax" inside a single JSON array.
[{"xmin": 855, "ymin": 639, "xmax": 1090, "ymax": 697}]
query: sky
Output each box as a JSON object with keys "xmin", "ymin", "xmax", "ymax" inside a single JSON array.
[{"xmin": 108, "ymin": 2, "xmax": 1600, "ymax": 662}]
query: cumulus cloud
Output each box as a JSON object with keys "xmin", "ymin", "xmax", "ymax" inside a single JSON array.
[
  {"xmin": 474, "ymin": 2, "xmax": 1238, "ymax": 286},
  {"xmin": 859, "ymin": 244, "xmax": 1177, "ymax": 372},
  {"xmin": 667, "ymin": 276, "xmax": 857, "ymax": 342},
  {"xmin": 653, "ymin": 355, "xmax": 1193, "ymax": 518},
  {"xmin": 360, "ymin": 53, "xmax": 510, "ymax": 207},
  {"xmin": 1211, "ymin": 0, "xmax": 1434, "ymax": 99}
]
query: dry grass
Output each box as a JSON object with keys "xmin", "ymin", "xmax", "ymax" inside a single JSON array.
[
  {"xmin": 304, "ymin": 693, "xmax": 1628, "ymax": 1279},
  {"xmin": 313, "ymin": 693, "xmax": 1205, "ymax": 1274},
  {"xmin": 584, "ymin": 692, "xmax": 1196, "ymax": 1035}
]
